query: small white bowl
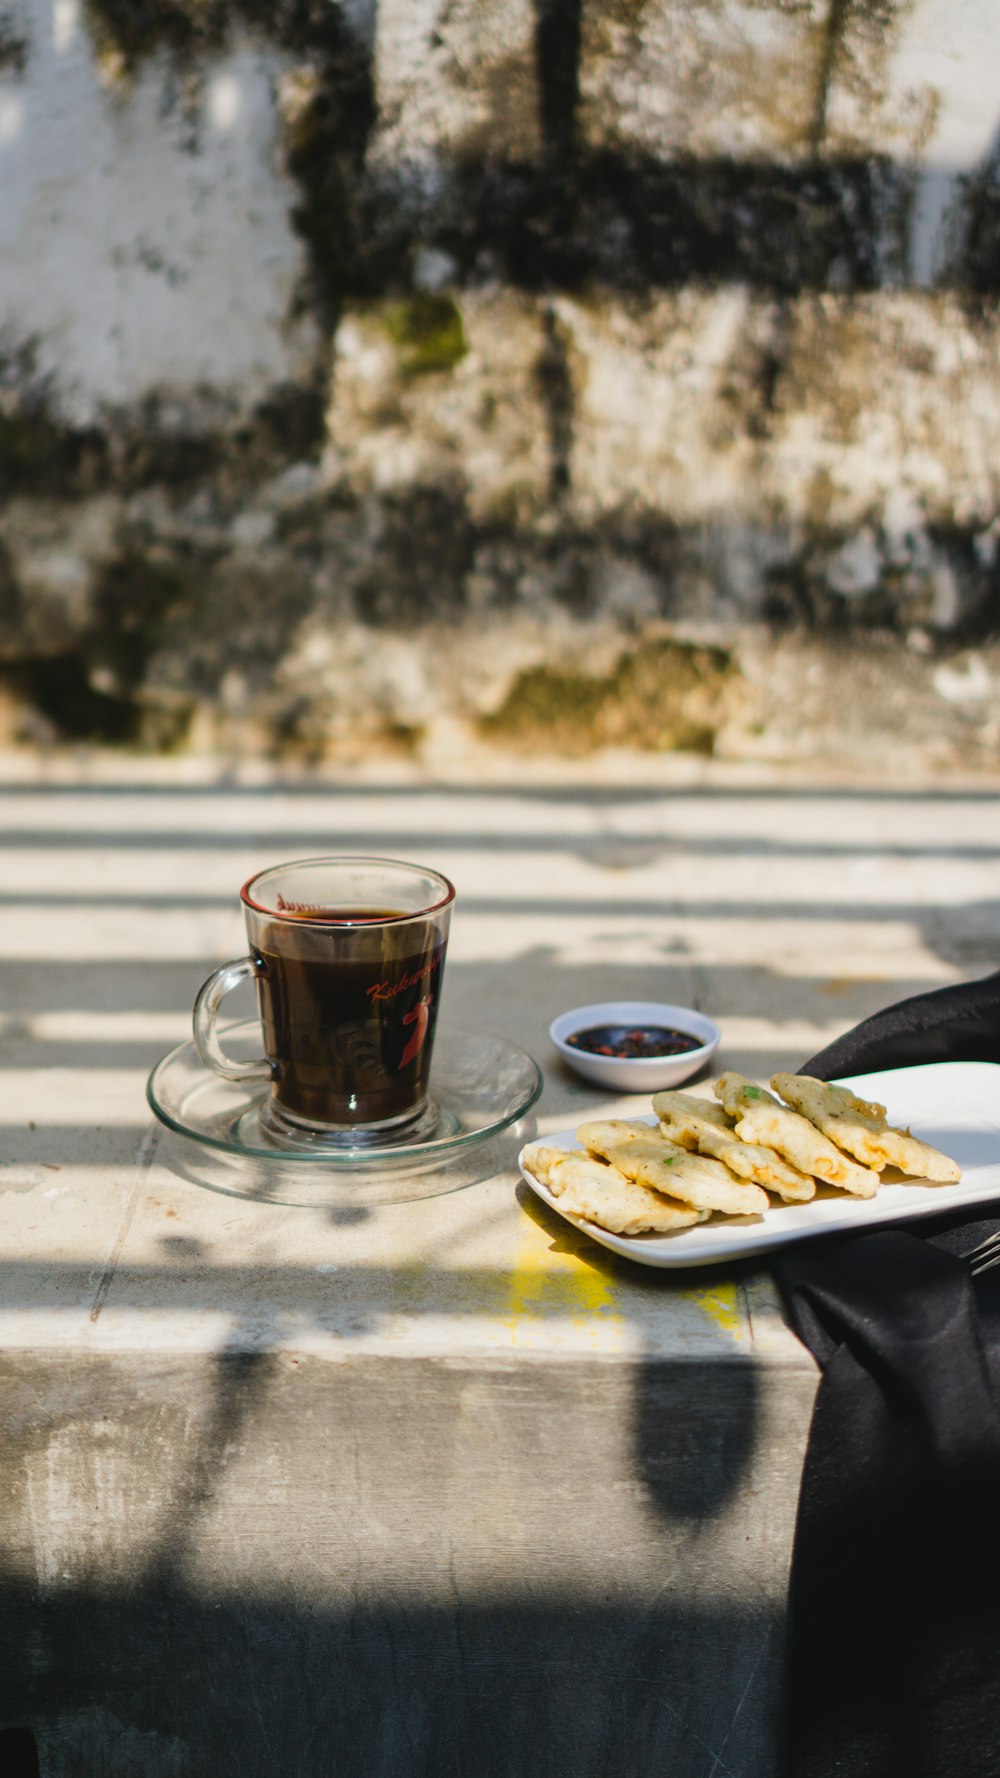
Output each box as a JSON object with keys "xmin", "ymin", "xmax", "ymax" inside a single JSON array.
[{"xmin": 549, "ymin": 1000, "xmax": 721, "ymax": 1092}]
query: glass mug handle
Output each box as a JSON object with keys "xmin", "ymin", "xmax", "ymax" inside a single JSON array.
[{"xmin": 193, "ymin": 957, "xmax": 272, "ymax": 1081}]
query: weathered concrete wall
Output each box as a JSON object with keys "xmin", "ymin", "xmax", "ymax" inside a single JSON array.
[{"xmin": 1, "ymin": 0, "xmax": 999, "ymax": 759}]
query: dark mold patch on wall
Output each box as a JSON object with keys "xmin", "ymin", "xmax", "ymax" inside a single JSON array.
[
  {"xmin": 353, "ymin": 153, "xmax": 906, "ymax": 300},
  {"xmin": 534, "ymin": 305, "xmax": 575, "ymax": 501},
  {"xmin": 0, "ymin": 655, "xmax": 152, "ymax": 746},
  {"xmin": 533, "ymin": 0, "xmax": 583, "ymax": 167},
  {"xmin": 0, "ymin": 331, "xmax": 325, "ymax": 499},
  {"xmin": 0, "ymin": 5, "xmax": 28, "ymax": 72},
  {"xmin": 349, "ymin": 488, "xmax": 482, "ymax": 629},
  {"xmin": 0, "ymin": 340, "xmax": 108, "ymax": 498},
  {"xmin": 957, "ymin": 144, "xmax": 1000, "ymax": 320}
]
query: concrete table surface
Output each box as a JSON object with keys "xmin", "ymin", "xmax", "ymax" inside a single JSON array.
[{"xmin": 0, "ymin": 753, "xmax": 996, "ymax": 1776}]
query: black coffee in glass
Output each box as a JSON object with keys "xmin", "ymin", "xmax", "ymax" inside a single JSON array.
[
  {"xmin": 192, "ymin": 858, "xmax": 455, "ymax": 1146},
  {"xmin": 255, "ymin": 910, "xmax": 447, "ymax": 1127}
]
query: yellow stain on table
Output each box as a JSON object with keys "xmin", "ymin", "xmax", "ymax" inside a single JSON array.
[
  {"xmin": 684, "ymin": 1280, "xmax": 744, "ymax": 1339},
  {"xmin": 505, "ymin": 1210, "xmax": 621, "ymax": 1348}
]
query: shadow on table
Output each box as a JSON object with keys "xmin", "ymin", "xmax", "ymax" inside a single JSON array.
[
  {"xmin": 0, "ymin": 1234, "xmax": 786, "ymax": 1778},
  {"xmin": 0, "ymin": 1400, "xmax": 779, "ymax": 1778},
  {"xmin": 0, "ymin": 1584, "xmax": 783, "ymax": 1778}
]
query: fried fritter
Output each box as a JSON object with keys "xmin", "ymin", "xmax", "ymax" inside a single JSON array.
[
  {"xmin": 654, "ymin": 1094, "xmax": 816, "ymax": 1203},
  {"xmin": 522, "ymin": 1143, "xmax": 706, "ymax": 1235},
  {"xmin": 771, "ymin": 1073, "xmax": 962, "ymax": 1183},
  {"xmin": 577, "ymin": 1119, "xmax": 768, "ymax": 1217},
  {"xmin": 650, "ymin": 1091, "xmax": 733, "ymax": 1137},
  {"xmin": 714, "ymin": 1071, "xmax": 880, "ymax": 1199}
]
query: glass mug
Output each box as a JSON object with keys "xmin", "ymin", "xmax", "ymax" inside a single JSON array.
[{"xmin": 194, "ymin": 856, "xmax": 455, "ymax": 1146}]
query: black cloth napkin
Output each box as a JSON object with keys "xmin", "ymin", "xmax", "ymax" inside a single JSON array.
[{"xmin": 772, "ymin": 970, "xmax": 1000, "ymax": 1778}]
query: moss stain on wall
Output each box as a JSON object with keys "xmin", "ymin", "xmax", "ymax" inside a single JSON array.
[
  {"xmin": 383, "ymin": 296, "xmax": 468, "ymax": 379},
  {"xmin": 480, "ymin": 638, "xmax": 742, "ymax": 755}
]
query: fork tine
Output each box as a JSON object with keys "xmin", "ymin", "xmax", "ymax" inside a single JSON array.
[
  {"xmin": 969, "ymin": 1230, "xmax": 1000, "ymax": 1275},
  {"xmin": 966, "ymin": 1227, "xmax": 1000, "ymax": 1260}
]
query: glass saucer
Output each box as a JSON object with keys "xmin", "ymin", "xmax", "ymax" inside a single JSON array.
[{"xmin": 147, "ymin": 1021, "xmax": 543, "ymax": 1207}]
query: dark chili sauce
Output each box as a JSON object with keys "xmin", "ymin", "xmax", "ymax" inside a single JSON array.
[{"xmin": 566, "ymin": 1024, "xmax": 703, "ymax": 1060}]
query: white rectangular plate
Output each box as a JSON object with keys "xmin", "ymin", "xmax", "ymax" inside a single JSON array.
[{"xmin": 518, "ymin": 1061, "xmax": 1000, "ymax": 1268}]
